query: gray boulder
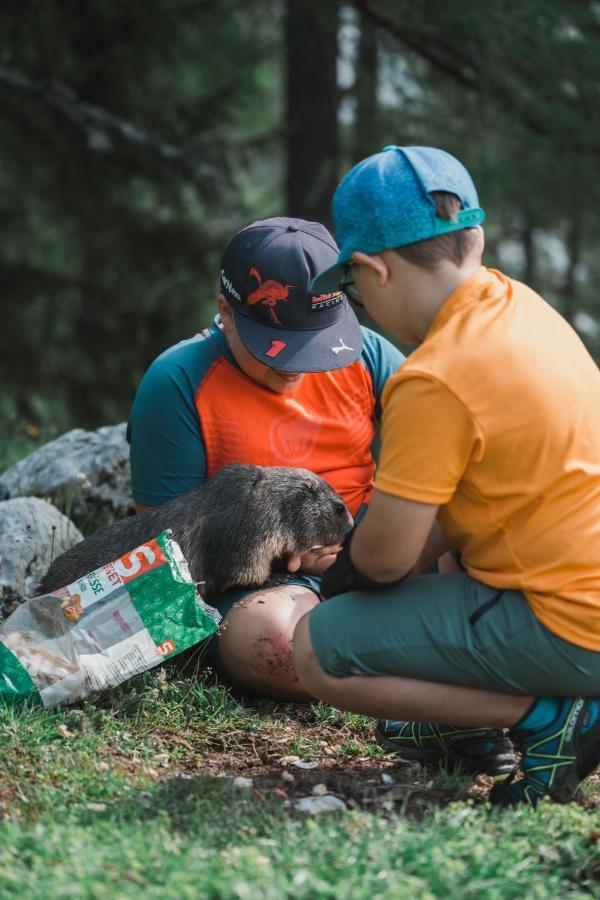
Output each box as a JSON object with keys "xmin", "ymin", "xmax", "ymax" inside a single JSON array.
[
  {"xmin": 0, "ymin": 424, "xmax": 133, "ymax": 527},
  {"xmin": 0, "ymin": 497, "xmax": 83, "ymax": 612}
]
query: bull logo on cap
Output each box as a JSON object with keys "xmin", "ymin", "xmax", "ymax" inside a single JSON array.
[{"xmin": 245, "ymin": 268, "xmax": 295, "ymax": 326}]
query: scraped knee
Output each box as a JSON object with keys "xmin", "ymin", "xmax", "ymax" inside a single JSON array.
[{"xmin": 218, "ymin": 586, "xmax": 319, "ymax": 700}]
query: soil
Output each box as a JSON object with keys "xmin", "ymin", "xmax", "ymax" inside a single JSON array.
[{"xmin": 130, "ymin": 701, "xmax": 600, "ymax": 813}]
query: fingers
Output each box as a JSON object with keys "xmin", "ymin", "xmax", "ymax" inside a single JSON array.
[{"xmin": 286, "ymin": 555, "xmax": 303, "ymax": 573}]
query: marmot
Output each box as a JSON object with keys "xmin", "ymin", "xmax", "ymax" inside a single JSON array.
[{"xmin": 39, "ymin": 464, "xmax": 352, "ymax": 598}]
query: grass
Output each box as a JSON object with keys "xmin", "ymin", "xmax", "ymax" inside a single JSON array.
[
  {"xmin": 1, "ymin": 789, "xmax": 598, "ymax": 899},
  {"xmin": 0, "ymin": 667, "xmax": 598, "ymax": 899}
]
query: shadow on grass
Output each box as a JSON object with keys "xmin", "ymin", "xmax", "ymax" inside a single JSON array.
[{"xmin": 85, "ymin": 760, "xmax": 467, "ymax": 840}]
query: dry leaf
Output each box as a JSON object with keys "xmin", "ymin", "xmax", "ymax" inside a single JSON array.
[{"xmin": 57, "ymin": 724, "xmax": 75, "ymax": 738}]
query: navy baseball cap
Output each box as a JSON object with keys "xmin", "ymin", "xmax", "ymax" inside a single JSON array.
[
  {"xmin": 312, "ymin": 145, "xmax": 485, "ymax": 294},
  {"xmin": 219, "ymin": 217, "xmax": 363, "ymax": 373}
]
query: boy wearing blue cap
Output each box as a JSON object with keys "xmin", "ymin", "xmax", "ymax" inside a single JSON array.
[
  {"xmin": 293, "ymin": 147, "xmax": 600, "ymax": 806},
  {"xmin": 128, "ymin": 215, "xmax": 515, "ymax": 778}
]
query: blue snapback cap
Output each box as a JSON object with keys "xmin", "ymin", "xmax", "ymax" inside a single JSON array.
[
  {"xmin": 311, "ymin": 145, "xmax": 485, "ymax": 294},
  {"xmin": 220, "ymin": 217, "xmax": 363, "ymax": 373}
]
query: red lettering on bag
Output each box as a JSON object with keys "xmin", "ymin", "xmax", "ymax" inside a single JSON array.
[{"xmin": 113, "ymin": 539, "xmax": 167, "ymax": 583}]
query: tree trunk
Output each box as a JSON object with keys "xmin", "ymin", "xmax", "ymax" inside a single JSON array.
[
  {"xmin": 285, "ymin": 0, "xmax": 340, "ymax": 227},
  {"xmin": 353, "ymin": 10, "xmax": 378, "ymax": 162}
]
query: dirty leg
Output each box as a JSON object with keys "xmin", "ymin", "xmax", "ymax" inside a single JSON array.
[{"xmin": 217, "ymin": 586, "xmax": 319, "ymax": 700}]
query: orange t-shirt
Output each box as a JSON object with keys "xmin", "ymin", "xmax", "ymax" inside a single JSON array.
[
  {"xmin": 375, "ymin": 267, "xmax": 600, "ymax": 650},
  {"xmin": 196, "ymin": 357, "xmax": 377, "ymax": 518}
]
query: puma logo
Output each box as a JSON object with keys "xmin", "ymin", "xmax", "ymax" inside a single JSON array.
[{"xmin": 331, "ymin": 339, "xmax": 354, "ymax": 354}]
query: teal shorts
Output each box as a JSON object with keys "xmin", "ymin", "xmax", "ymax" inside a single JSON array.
[{"xmin": 308, "ymin": 572, "xmax": 600, "ymax": 696}]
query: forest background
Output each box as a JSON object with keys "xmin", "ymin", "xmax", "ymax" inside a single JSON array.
[{"xmin": 2, "ymin": 0, "xmax": 600, "ymax": 437}]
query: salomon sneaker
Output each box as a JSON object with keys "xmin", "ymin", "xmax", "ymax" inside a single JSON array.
[
  {"xmin": 490, "ymin": 697, "xmax": 600, "ymax": 807},
  {"xmin": 376, "ymin": 720, "xmax": 516, "ymax": 778}
]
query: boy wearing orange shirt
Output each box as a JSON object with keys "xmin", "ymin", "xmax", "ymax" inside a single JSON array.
[{"xmin": 293, "ymin": 146, "xmax": 600, "ymax": 806}]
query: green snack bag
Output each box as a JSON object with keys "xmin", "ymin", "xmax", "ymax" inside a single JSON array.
[{"xmin": 0, "ymin": 530, "xmax": 220, "ymax": 707}]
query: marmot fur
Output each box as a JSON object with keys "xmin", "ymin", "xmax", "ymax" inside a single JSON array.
[{"xmin": 39, "ymin": 464, "xmax": 352, "ymax": 599}]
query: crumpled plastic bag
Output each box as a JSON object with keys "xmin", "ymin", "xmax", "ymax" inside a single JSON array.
[{"xmin": 0, "ymin": 530, "xmax": 220, "ymax": 707}]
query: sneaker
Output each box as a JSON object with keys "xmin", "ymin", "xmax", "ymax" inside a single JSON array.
[
  {"xmin": 376, "ymin": 719, "xmax": 516, "ymax": 778},
  {"xmin": 488, "ymin": 772, "xmax": 541, "ymax": 807},
  {"xmin": 490, "ymin": 697, "xmax": 600, "ymax": 808}
]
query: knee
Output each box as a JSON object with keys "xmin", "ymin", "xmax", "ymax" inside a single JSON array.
[
  {"xmin": 219, "ymin": 587, "xmax": 319, "ymax": 699},
  {"xmin": 292, "ymin": 610, "xmax": 332, "ymax": 699},
  {"xmin": 247, "ymin": 612, "xmax": 297, "ymax": 679}
]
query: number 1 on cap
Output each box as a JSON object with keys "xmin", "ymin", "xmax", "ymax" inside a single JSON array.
[{"xmin": 265, "ymin": 340, "xmax": 288, "ymax": 358}]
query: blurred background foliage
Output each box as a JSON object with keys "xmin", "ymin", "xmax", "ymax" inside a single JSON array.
[{"xmin": 2, "ymin": 0, "xmax": 600, "ymax": 441}]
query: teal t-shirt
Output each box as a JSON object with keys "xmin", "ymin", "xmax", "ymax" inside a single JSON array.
[{"xmin": 128, "ymin": 322, "xmax": 404, "ymax": 507}]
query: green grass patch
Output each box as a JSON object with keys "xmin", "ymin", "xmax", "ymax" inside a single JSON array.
[
  {"xmin": 0, "ymin": 779, "xmax": 598, "ymax": 898},
  {"xmin": 1, "ymin": 668, "xmax": 599, "ymax": 897}
]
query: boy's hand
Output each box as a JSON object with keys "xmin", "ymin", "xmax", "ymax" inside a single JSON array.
[{"xmin": 286, "ymin": 545, "xmax": 341, "ymax": 576}]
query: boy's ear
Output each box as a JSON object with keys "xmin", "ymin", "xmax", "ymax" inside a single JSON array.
[
  {"xmin": 351, "ymin": 251, "xmax": 390, "ymax": 287},
  {"xmin": 476, "ymin": 226, "xmax": 485, "ymax": 255},
  {"xmin": 217, "ymin": 294, "xmax": 235, "ymax": 332}
]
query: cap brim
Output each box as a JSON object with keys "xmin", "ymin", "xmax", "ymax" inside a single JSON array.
[
  {"xmin": 233, "ymin": 300, "xmax": 363, "ymax": 373},
  {"xmin": 310, "ymin": 260, "xmax": 346, "ymax": 296}
]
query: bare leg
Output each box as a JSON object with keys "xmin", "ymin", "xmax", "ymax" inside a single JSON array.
[
  {"xmin": 293, "ymin": 613, "xmax": 532, "ymax": 728},
  {"xmin": 217, "ymin": 586, "xmax": 319, "ymax": 700}
]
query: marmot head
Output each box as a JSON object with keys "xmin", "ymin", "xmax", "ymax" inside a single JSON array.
[
  {"xmin": 262, "ymin": 467, "xmax": 352, "ymax": 554},
  {"xmin": 196, "ymin": 464, "xmax": 352, "ymax": 596}
]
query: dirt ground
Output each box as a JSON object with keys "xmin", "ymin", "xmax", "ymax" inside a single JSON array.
[{"xmin": 121, "ymin": 702, "xmax": 600, "ymax": 814}]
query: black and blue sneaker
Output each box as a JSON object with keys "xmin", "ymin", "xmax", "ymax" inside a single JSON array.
[
  {"xmin": 490, "ymin": 697, "xmax": 600, "ymax": 807},
  {"xmin": 376, "ymin": 720, "xmax": 516, "ymax": 778}
]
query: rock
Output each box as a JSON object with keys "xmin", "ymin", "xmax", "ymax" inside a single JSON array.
[
  {"xmin": 281, "ymin": 771, "xmax": 294, "ymax": 783},
  {"xmin": 85, "ymin": 802, "xmax": 107, "ymax": 812},
  {"xmin": 294, "ymin": 795, "xmax": 347, "ymax": 815},
  {"xmin": 292, "ymin": 759, "xmax": 318, "ymax": 770},
  {"xmin": 0, "ymin": 424, "xmax": 133, "ymax": 527},
  {"xmin": 233, "ymin": 776, "xmax": 253, "ymax": 789},
  {"xmin": 0, "ymin": 497, "xmax": 83, "ymax": 608},
  {"xmin": 311, "ymin": 783, "xmax": 328, "ymax": 796}
]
